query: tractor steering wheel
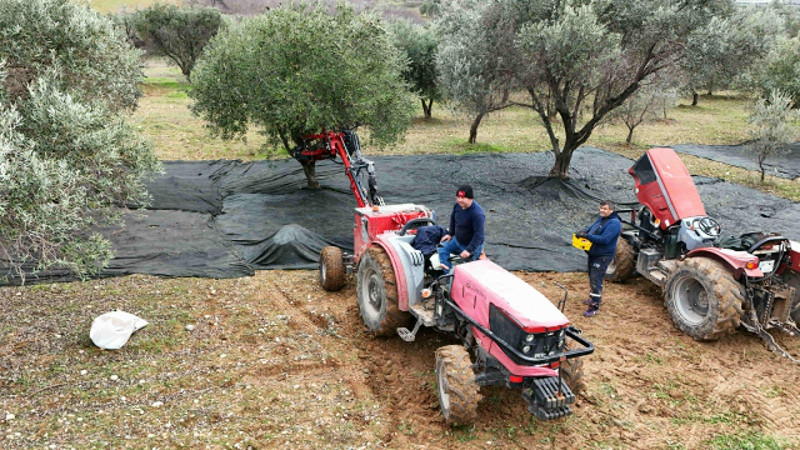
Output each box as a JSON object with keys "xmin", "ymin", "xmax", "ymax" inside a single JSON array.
[{"xmin": 398, "ymin": 218, "xmax": 436, "ymax": 236}]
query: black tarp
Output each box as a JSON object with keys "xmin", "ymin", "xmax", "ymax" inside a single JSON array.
[
  {"xmin": 5, "ymin": 148, "xmax": 800, "ymax": 284},
  {"xmin": 671, "ymin": 142, "xmax": 800, "ymax": 180}
]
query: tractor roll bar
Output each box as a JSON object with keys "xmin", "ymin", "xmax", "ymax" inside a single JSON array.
[{"xmin": 443, "ymin": 298, "xmax": 594, "ymax": 365}]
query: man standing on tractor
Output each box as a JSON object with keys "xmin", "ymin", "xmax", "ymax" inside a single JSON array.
[
  {"xmin": 576, "ymin": 200, "xmax": 621, "ymax": 317},
  {"xmin": 438, "ymin": 185, "xmax": 485, "ymax": 271}
]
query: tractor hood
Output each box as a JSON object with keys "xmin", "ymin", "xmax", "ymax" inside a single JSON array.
[
  {"xmin": 630, "ymin": 147, "xmax": 707, "ymax": 229},
  {"xmin": 451, "ymin": 260, "xmax": 569, "ymax": 332}
]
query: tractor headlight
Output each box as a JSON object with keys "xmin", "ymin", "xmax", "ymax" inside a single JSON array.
[
  {"xmin": 525, "ymin": 334, "xmax": 535, "ymax": 343},
  {"xmin": 522, "ymin": 345, "xmax": 531, "ymax": 354}
]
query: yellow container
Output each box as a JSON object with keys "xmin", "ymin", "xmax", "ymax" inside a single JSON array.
[{"xmin": 572, "ymin": 234, "xmax": 592, "ymax": 251}]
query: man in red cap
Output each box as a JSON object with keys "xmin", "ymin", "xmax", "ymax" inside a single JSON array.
[{"xmin": 438, "ymin": 184, "xmax": 485, "ymax": 271}]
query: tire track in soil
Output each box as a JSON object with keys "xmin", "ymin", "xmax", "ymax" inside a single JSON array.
[
  {"xmin": 359, "ymin": 333, "xmax": 444, "ymax": 443},
  {"xmin": 268, "ymin": 279, "xmax": 330, "ymax": 332}
]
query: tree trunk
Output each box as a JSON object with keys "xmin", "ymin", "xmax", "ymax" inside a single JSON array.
[
  {"xmin": 468, "ymin": 113, "xmax": 484, "ymax": 144},
  {"xmin": 421, "ymin": 99, "xmax": 432, "ymax": 119},
  {"xmin": 626, "ymin": 126, "xmax": 634, "ymax": 144},
  {"xmin": 300, "ymin": 159, "xmax": 320, "ymax": 189},
  {"xmin": 691, "ymin": 91, "xmax": 699, "ymax": 106},
  {"xmin": 549, "ymin": 148, "xmax": 574, "ymax": 179}
]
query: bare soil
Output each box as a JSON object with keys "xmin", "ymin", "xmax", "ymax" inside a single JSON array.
[{"xmin": 1, "ymin": 270, "xmax": 799, "ymax": 448}]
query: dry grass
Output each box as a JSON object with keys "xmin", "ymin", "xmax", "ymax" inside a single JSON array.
[{"xmin": 89, "ymin": 0, "xmax": 181, "ymax": 14}]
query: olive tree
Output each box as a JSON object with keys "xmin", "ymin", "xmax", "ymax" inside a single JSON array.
[
  {"xmin": 438, "ymin": 0, "xmax": 730, "ymax": 178},
  {"xmin": 389, "ymin": 19, "xmax": 441, "ymax": 119},
  {"xmin": 682, "ymin": 8, "xmax": 782, "ymax": 106},
  {"xmin": 436, "ymin": 0, "xmax": 516, "ymax": 144},
  {"xmin": 0, "ymin": 0, "xmax": 142, "ymax": 111},
  {"xmin": 748, "ymin": 90, "xmax": 798, "ymax": 182},
  {"xmin": 609, "ymin": 77, "xmax": 680, "ymax": 144},
  {"xmin": 757, "ymin": 36, "xmax": 800, "ymax": 108},
  {"xmin": 0, "ymin": 0, "xmax": 159, "ymax": 282},
  {"xmin": 124, "ymin": 3, "xmax": 224, "ymax": 81},
  {"xmin": 190, "ymin": 4, "xmax": 414, "ymax": 188}
]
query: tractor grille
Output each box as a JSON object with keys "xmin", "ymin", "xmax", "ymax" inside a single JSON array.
[{"xmin": 489, "ymin": 304, "xmax": 564, "ymax": 364}]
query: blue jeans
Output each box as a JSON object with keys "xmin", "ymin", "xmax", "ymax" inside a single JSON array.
[
  {"xmin": 438, "ymin": 237, "xmax": 484, "ymax": 270},
  {"xmin": 588, "ymin": 254, "xmax": 613, "ymax": 306}
]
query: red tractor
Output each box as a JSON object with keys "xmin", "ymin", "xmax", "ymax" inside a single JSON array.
[
  {"xmin": 312, "ymin": 131, "xmax": 594, "ymax": 425},
  {"xmin": 606, "ymin": 148, "xmax": 800, "ymax": 361}
]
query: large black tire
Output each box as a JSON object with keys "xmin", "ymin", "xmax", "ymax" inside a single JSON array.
[
  {"xmin": 664, "ymin": 258, "xmax": 744, "ymax": 341},
  {"xmin": 320, "ymin": 246, "xmax": 346, "ymax": 291},
  {"xmin": 605, "ymin": 237, "xmax": 636, "ymax": 283},
  {"xmin": 435, "ymin": 345, "xmax": 481, "ymax": 426},
  {"xmin": 781, "ymin": 270, "xmax": 800, "ymax": 325},
  {"xmin": 559, "ymin": 342, "xmax": 585, "ymax": 395},
  {"xmin": 356, "ymin": 246, "xmax": 411, "ymax": 336}
]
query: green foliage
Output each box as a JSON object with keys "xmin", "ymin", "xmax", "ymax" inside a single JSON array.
[
  {"xmin": 758, "ymin": 36, "xmax": 800, "ymax": 109},
  {"xmin": 682, "ymin": 8, "xmax": 782, "ymax": 99},
  {"xmin": 748, "ymin": 90, "xmax": 799, "ymax": 182},
  {"xmin": 0, "ymin": 0, "xmax": 160, "ymax": 282},
  {"xmin": 435, "ymin": 0, "xmax": 516, "ymax": 142},
  {"xmin": 389, "ymin": 19, "xmax": 440, "ymax": 117},
  {"xmin": 122, "ymin": 3, "xmax": 224, "ymax": 81},
  {"xmin": 0, "ymin": 75, "xmax": 159, "ymax": 281},
  {"xmin": 190, "ymin": 4, "xmax": 414, "ymax": 156},
  {"xmin": 0, "ymin": 0, "xmax": 143, "ymax": 110},
  {"xmin": 438, "ymin": 0, "xmax": 730, "ymax": 177}
]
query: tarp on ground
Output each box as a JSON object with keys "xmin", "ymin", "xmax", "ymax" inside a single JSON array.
[
  {"xmin": 671, "ymin": 142, "xmax": 800, "ymax": 180},
  {"xmin": 4, "ymin": 148, "xmax": 800, "ymax": 284}
]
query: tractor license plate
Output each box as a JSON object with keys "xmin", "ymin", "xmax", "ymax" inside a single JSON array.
[{"xmin": 759, "ymin": 260, "xmax": 775, "ymax": 273}]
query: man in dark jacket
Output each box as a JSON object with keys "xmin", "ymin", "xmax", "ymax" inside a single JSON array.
[
  {"xmin": 438, "ymin": 184, "xmax": 485, "ymax": 271},
  {"xmin": 577, "ymin": 200, "xmax": 621, "ymax": 317}
]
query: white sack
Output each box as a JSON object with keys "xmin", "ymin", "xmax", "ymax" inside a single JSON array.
[{"xmin": 89, "ymin": 311, "xmax": 149, "ymax": 350}]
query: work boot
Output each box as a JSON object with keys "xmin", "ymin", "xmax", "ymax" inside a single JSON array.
[
  {"xmin": 583, "ymin": 305, "xmax": 599, "ymax": 317},
  {"xmin": 583, "ymin": 298, "xmax": 592, "ymax": 305}
]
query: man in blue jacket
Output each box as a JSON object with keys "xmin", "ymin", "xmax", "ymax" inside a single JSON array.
[
  {"xmin": 577, "ymin": 200, "xmax": 621, "ymax": 317},
  {"xmin": 438, "ymin": 185, "xmax": 485, "ymax": 271}
]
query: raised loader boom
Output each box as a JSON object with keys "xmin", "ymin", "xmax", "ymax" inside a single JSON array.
[{"xmin": 292, "ymin": 130, "xmax": 382, "ymax": 208}]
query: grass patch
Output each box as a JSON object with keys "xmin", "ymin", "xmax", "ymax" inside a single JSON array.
[{"xmin": 705, "ymin": 431, "xmax": 787, "ymax": 450}]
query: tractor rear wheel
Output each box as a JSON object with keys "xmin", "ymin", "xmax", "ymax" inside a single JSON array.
[
  {"xmin": 559, "ymin": 343, "xmax": 585, "ymax": 395},
  {"xmin": 435, "ymin": 345, "xmax": 481, "ymax": 426},
  {"xmin": 605, "ymin": 237, "xmax": 635, "ymax": 283},
  {"xmin": 320, "ymin": 246, "xmax": 345, "ymax": 291},
  {"xmin": 356, "ymin": 246, "xmax": 411, "ymax": 336},
  {"xmin": 781, "ymin": 270, "xmax": 800, "ymax": 324},
  {"xmin": 664, "ymin": 257, "xmax": 744, "ymax": 341}
]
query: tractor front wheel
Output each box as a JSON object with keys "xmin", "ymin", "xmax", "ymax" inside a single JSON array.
[
  {"xmin": 559, "ymin": 342, "xmax": 585, "ymax": 395},
  {"xmin": 781, "ymin": 270, "xmax": 800, "ymax": 325},
  {"xmin": 356, "ymin": 246, "xmax": 411, "ymax": 336},
  {"xmin": 664, "ymin": 257, "xmax": 744, "ymax": 341},
  {"xmin": 320, "ymin": 246, "xmax": 345, "ymax": 291},
  {"xmin": 435, "ymin": 345, "xmax": 481, "ymax": 426},
  {"xmin": 605, "ymin": 237, "xmax": 636, "ymax": 283}
]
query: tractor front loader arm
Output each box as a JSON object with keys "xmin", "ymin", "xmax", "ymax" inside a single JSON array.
[{"xmin": 293, "ymin": 130, "xmax": 383, "ymax": 208}]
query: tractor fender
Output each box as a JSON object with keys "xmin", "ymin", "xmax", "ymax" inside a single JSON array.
[
  {"xmin": 371, "ymin": 235, "xmax": 426, "ymax": 311},
  {"xmin": 685, "ymin": 247, "xmax": 762, "ymax": 279},
  {"xmin": 778, "ymin": 240, "xmax": 800, "ymax": 275}
]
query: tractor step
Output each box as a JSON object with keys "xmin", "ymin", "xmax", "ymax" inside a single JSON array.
[
  {"xmin": 408, "ymin": 301, "xmax": 436, "ymax": 327},
  {"xmin": 396, "ymin": 317, "xmax": 423, "ymax": 342},
  {"xmin": 523, "ymin": 376, "xmax": 575, "ymax": 421}
]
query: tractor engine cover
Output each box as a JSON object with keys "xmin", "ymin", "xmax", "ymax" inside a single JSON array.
[{"xmin": 451, "ymin": 259, "xmax": 570, "ymax": 376}]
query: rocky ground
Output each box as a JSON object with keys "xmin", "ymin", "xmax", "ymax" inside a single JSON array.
[{"xmin": 1, "ymin": 269, "xmax": 799, "ymax": 449}]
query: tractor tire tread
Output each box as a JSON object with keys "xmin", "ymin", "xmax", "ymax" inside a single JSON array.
[
  {"xmin": 559, "ymin": 343, "xmax": 586, "ymax": 394},
  {"xmin": 606, "ymin": 238, "xmax": 636, "ymax": 283},
  {"xmin": 781, "ymin": 270, "xmax": 800, "ymax": 324},
  {"xmin": 320, "ymin": 246, "xmax": 346, "ymax": 291},
  {"xmin": 362, "ymin": 247, "xmax": 410, "ymax": 337},
  {"xmin": 436, "ymin": 345, "xmax": 481, "ymax": 426},
  {"xmin": 664, "ymin": 257, "xmax": 744, "ymax": 341}
]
